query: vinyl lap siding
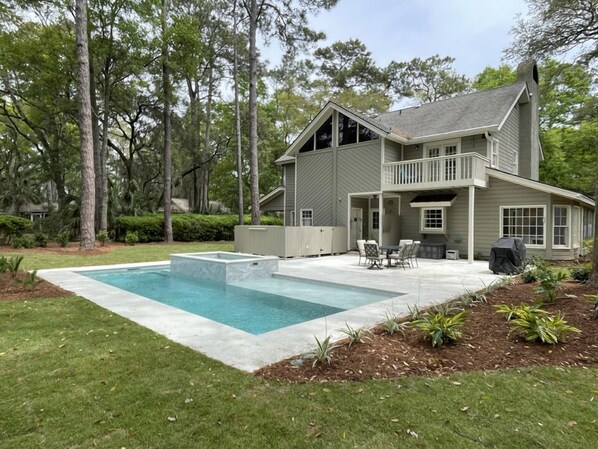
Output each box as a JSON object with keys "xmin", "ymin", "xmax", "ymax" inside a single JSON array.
[
  {"xmin": 495, "ymin": 104, "xmax": 519, "ymax": 174},
  {"xmin": 296, "ymin": 150, "xmax": 333, "ymax": 226},
  {"xmin": 336, "ymin": 141, "xmax": 381, "ymax": 226},
  {"xmin": 284, "ymin": 164, "xmax": 295, "ymax": 225},
  {"xmin": 384, "ymin": 139, "xmax": 402, "ymax": 162},
  {"xmin": 461, "ymin": 135, "xmax": 487, "ymax": 157}
]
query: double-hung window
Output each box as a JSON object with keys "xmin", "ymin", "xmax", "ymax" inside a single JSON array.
[
  {"xmin": 500, "ymin": 206, "xmax": 545, "ymax": 247},
  {"xmin": 489, "ymin": 138, "xmax": 499, "ymax": 168},
  {"xmin": 421, "ymin": 208, "xmax": 445, "ymax": 233},
  {"xmin": 553, "ymin": 205, "xmax": 570, "ymax": 248},
  {"xmin": 300, "ymin": 209, "xmax": 313, "ymax": 227}
]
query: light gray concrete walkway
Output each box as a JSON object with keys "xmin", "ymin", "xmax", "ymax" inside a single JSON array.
[{"xmin": 38, "ymin": 254, "xmax": 498, "ymax": 372}]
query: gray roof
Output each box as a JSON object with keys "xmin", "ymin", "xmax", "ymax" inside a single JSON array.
[{"xmin": 375, "ymin": 83, "xmax": 526, "ymax": 139}]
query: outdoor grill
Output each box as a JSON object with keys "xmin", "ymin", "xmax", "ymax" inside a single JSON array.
[{"xmin": 489, "ymin": 237, "xmax": 527, "ymax": 274}]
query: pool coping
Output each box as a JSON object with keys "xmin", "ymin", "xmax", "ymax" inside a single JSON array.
[{"xmin": 37, "ymin": 256, "xmax": 498, "ymax": 372}]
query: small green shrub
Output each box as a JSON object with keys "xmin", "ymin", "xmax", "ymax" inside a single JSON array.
[
  {"xmin": 56, "ymin": 231, "xmax": 70, "ymax": 248},
  {"xmin": 34, "ymin": 232, "xmax": 49, "ymax": 248},
  {"xmin": 535, "ymin": 270, "xmax": 567, "ymax": 303},
  {"xmin": 16, "ymin": 270, "xmax": 38, "ymax": 289},
  {"xmin": 432, "ymin": 300, "xmax": 463, "ymax": 316},
  {"xmin": 12, "ymin": 235, "xmax": 34, "ymax": 249},
  {"xmin": 5, "ymin": 255, "xmax": 24, "ymax": 278},
  {"xmin": 494, "ymin": 303, "xmax": 546, "ymax": 321},
  {"xmin": 339, "ymin": 323, "xmax": 370, "ymax": 347},
  {"xmin": 0, "ymin": 215, "xmax": 32, "ymax": 244},
  {"xmin": 459, "ymin": 289, "xmax": 487, "ymax": 306},
  {"xmin": 407, "ymin": 304, "xmax": 423, "ymax": 320},
  {"xmin": 312, "ymin": 335, "xmax": 335, "ymax": 367},
  {"xmin": 96, "ymin": 229, "xmax": 109, "ymax": 246},
  {"xmin": 413, "ymin": 311, "xmax": 467, "ymax": 347},
  {"xmin": 0, "ymin": 256, "xmax": 8, "ymax": 273},
  {"xmin": 125, "ymin": 231, "xmax": 139, "ymax": 246},
  {"xmin": 509, "ymin": 310, "xmax": 580, "ymax": 344},
  {"xmin": 519, "ymin": 256, "xmax": 550, "ymax": 283},
  {"xmin": 570, "ymin": 264, "xmax": 592, "ymax": 283},
  {"xmin": 381, "ymin": 313, "xmax": 408, "ymax": 336}
]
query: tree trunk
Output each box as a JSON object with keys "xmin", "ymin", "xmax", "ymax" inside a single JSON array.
[
  {"xmin": 233, "ymin": 0, "xmax": 244, "ymax": 224},
  {"xmin": 75, "ymin": 0, "xmax": 95, "ymax": 250},
  {"xmin": 590, "ymin": 150, "xmax": 598, "ymax": 287},
  {"xmin": 162, "ymin": 0, "xmax": 173, "ymax": 243},
  {"xmin": 248, "ymin": 0, "xmax": 260, "ymax": 225},
  {"xmin": 90, "ymin": 61, "xmax": 103, "ymax": 232}
]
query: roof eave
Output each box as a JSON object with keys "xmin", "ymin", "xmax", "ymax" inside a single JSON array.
[{"xmin": 408, "ymin": 125, "xmax": 500, "ymax": 144}]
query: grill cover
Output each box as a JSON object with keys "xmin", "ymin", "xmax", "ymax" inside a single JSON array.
[{"xmin": 489, "ymin": 237, "xmax": 527, "ymax": 274}]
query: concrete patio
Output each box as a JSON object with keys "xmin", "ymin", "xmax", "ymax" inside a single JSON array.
[{"xmin": 38, "ymin": 254, "xmax": 499, "ymax": 372}]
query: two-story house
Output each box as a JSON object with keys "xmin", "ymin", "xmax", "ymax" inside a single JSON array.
[{"xmin": 260, "ymin": 61, "xmax": 595, "ymax": 261}]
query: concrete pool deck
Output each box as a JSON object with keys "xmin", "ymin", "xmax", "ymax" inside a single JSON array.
[{"xmin": 37, "ymin": 254, "xmax": 499, "ymax": 372}]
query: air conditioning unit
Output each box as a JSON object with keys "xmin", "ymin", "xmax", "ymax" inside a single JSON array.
[{"xmin": 446, "ymin": 250, "xmax": 459, "ymax": 260}]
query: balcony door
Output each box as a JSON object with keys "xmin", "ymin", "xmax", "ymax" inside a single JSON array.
[{"xmin": 425, "ymin": 141, "xmax": 460, "ymax": 182}]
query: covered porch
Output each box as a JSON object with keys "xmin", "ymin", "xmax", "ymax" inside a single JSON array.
[{"xmin": 348, "ymin": 186, "xmax": 479, "ymax": 263}]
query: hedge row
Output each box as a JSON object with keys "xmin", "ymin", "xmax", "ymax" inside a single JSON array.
[
  {"xmin": 114, "ymin": 214, "xmax": 283, "ymax": 243},
  {"xmin": 0, "ymin": 215, "xmax": 32, "ymax": 245}
]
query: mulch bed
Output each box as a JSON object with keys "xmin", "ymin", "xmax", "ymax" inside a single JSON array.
[
  {"xmin": 0, "ymin": 271, "xmax": 73, "ymax": 301},
  {"xmin": 256, "ymin": 280, "xmax": 598, "ymax": 383}
]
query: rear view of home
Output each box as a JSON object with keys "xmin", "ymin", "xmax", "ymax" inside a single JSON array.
[{"xmin": 259, "ymin": 61, "xmax": 595, "ymax": 261}]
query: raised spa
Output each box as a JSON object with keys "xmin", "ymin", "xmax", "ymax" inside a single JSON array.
[{"xmin": 170, "ymin": 251, "xmax": 279, "ymax": 283}]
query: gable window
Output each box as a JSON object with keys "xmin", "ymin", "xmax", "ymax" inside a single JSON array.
[
  {"xmin": 338, "ymin": 112, "xmax": 379, "ymax": 146},
  {"xmin": 488, "ymin": 137, "xmax": 499, "ymax": 168},
  {"xmin": 553, "ymin": 205, "xmax": 570, "ymax": 248},
  {"xmin": 298, "ymin": 135, "xmax": 314, "ymax": 153},
  {"xmin": 420, "ymin": 208, "xmax": 445, "ymax": 233},
  {"xmin": 338, "ymin": 113, "xmax": 358, "ymax": 145},
  {"xmin": 500, "ymin": 206, "xmax": 545, "ymax": 248},
  {"xmin": 315, "ymin": 116, "xmax": 333, "ymax": 150},
  {"xmin": 300, "ymin": 209, "xmax": 313, "ymax": 226}
]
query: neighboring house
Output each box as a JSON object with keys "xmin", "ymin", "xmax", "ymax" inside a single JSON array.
[
  {"xmin": 265, "ymin": 61, "xmax": 595, "ymax": 261},
  {"xmin": 20, "ymin": 203, "xmax": 57, "ymax": 221}
]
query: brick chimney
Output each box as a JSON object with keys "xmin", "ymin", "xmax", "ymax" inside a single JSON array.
[{"xmin": 516, "ymin": 60, "xmax": 541, "ymax": 180}]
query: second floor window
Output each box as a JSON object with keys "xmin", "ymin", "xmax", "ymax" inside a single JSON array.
[{"xmin": 489, "ymin": 137, "xmax": 499, "ymax": 168}]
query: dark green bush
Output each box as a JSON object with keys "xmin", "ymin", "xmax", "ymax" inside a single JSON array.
[
  {"xmin": 56, "ymin": 231, "xmax": 70, "ymax": 248},
  {"xmin": 570, "ymin": 264, "xmax": 592, "ymax": 283},
  {"xmin": 34, "ymin": 232, "xmax": 49, "ymax": 248},
  {"xmin": 125, "ymin": 231, "xmax": 139, "ymax": 246},
  {"xmin": 114, "ymin": 214, "xmax": 283, "ymax": 243},
  {"xmin": 0, "ymin": 215, "xmax": 32, "ymax": 244},
  {"xmin": 12, "ymin": 235, "xmax": 34, "ymax": 249}
]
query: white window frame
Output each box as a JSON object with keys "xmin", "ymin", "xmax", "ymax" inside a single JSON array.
[
  {"xmin": 552, "ymin": 205, "xmax": 571, "ymax": 249},
  {"xmin": 370, "ymin": 208, "xmax": 380, "ymax": 233},
  {"xmin": 300, "ymin": 209, "xmax": 313, "ymax": 227},
  {"xmin": 420, "ymin": 207, "xmax": 445, "ymax": 233},
  {"xmin": 488, "ymin": 137, "xmax": 499, "ymax": 168},
  {"xmin": 499, "ymin": 205, "xmax": 546, "ymax": 249},
  {"xmin": 423, "ymin": 139, "xmax": 461, "ymax": 158}
]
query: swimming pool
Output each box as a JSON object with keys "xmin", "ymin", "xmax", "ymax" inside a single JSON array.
[{"xmin": 80, "ymin": 266, "xmax": 398, "ymax": 335}]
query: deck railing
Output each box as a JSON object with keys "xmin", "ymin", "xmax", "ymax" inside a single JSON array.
[{"xmin": 382, "ymin": 152, "xmax": 489, "ymax": 191}]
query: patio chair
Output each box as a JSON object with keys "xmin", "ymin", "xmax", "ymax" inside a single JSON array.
[
  {"xmin": 389, "ymin": 243, "xmax": 411, "ymax": 269},
  {"xmin": 408, "ymin": 241, "xmax": 421, "ymax": 267},
  {"xmin": 356, "ymin": 239, "xmax": 366, "ymax": 266},
  {"xmin": 363, "ymin": 243, "xmax": 385, "ymax": 270}
]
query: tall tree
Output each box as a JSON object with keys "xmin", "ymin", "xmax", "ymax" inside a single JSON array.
[
  {"xmin": 233, "ymin": 0, "xmax": 244, "ymax": 224},
  {"xmin": 388, "ymin": 55, "xmax": 470, "ymax": 104},
  {"xmin": 162, "ymin": 0, "xmax": 173, "ymax": 242},
  {"xmin": 243, "ymin": 0, "xmax": 338, "ymax": 225},
  {"xmin": 75, "ymin": 0, "xmax": 96, "ymax": 250},
  {"xmin": 509, "ymin": 0, "xmax": 598, "ymax": 286}
]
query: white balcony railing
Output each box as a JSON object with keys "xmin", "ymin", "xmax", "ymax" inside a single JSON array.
[{"xmin": 382, "ymin": 153, "xmax": 489, "ymax": 191}]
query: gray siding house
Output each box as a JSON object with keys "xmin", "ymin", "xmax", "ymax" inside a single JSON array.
[{"xmin": 260, "ymin": 61, "xmax": 595, "ymax": 262}]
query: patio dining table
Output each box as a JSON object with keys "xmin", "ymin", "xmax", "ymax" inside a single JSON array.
[{"xmin": 379, "ymin": 244, "xmax": 403, "ymax": 268}]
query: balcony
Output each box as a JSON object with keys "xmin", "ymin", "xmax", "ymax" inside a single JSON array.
[{"xmin": 382, "ymin": 153, "xmax": 489, "ymax": 191}]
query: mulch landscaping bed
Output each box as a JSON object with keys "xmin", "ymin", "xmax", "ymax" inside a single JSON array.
[
  {"xmin": 256, "ymin": 280, "xmax": 598, "ymax": 383},
  {"xmin": 0, "ymin": 272, "xmax": 73, "ymax": 301}
]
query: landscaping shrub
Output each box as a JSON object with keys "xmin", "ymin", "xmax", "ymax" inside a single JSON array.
[
  {"xmin": 125, "ymin": 231, "xmax": 139, "ymax": 246},
  {"xmin": 0, "ymin": 215, "xmax": 32, "ymax": 245},
  {"xmin": 413, "ymin": 311, "xmax": 467, "ymax": 347},
  {"xmin": 311, "ymin": 335, "xmax": 336, "ymax": 367},
  {"xmin": 509, "ymin": 310, "xmax": 580, "ymax": 344},
  {"xmin": 114, "ymin": 214, "xmax": 283, "ymax": 243},
  {"xmin": 11, "ymin": 235, "xmax": 34, "ymax": 249},
  {"xmin": 34, "ymin": 232, "xmax": 49, "ymax": 248},
  {"xmin": 535, "ymin": 270, "xmax": 566, "ymax": 303},
  {"xmin": 5, "ymin": 255, "xmax": 24, "ymax": 277},
  {"xmin": 56, "ymin": 231, "xmax": 70, "ymax": 248},
  {"xmin": 570, "ymin": 264, "xmax": 592, "ymax": 283},
  {"xmin": 518, "ymin": 256, "xmax": 550, "ymax": 283},
  {"xmin": 96, "ymin": 229, "xmax": 109, "ymax": 246}
]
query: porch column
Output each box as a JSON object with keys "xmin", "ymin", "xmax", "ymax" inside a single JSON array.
[
  {"xmin": 378, "ymin": 193, "xmax": 383, "ymax": 245},
  {"xmin": 468, "ymin": 185, "xmax": 475, "ymax": 264}
]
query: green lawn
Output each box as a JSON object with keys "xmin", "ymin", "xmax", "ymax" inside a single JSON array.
[{"xmin": 1, "ymin": 243, "xmax": 597, "ymax": 448}]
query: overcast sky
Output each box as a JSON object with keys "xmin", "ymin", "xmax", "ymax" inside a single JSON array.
[{"xmin": 263, "ymin": 0, "xmax": 528, "ymax": 78}]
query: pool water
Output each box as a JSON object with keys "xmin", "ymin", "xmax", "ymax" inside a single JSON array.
[{"xmin": 80, "ymin": 267, "xmax": 397, "ymax": 335}]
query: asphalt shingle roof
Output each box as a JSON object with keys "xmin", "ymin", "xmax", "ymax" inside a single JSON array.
[{"xmin": 374, "ymin": 82, "xmax": 526, "ymax": 139}]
